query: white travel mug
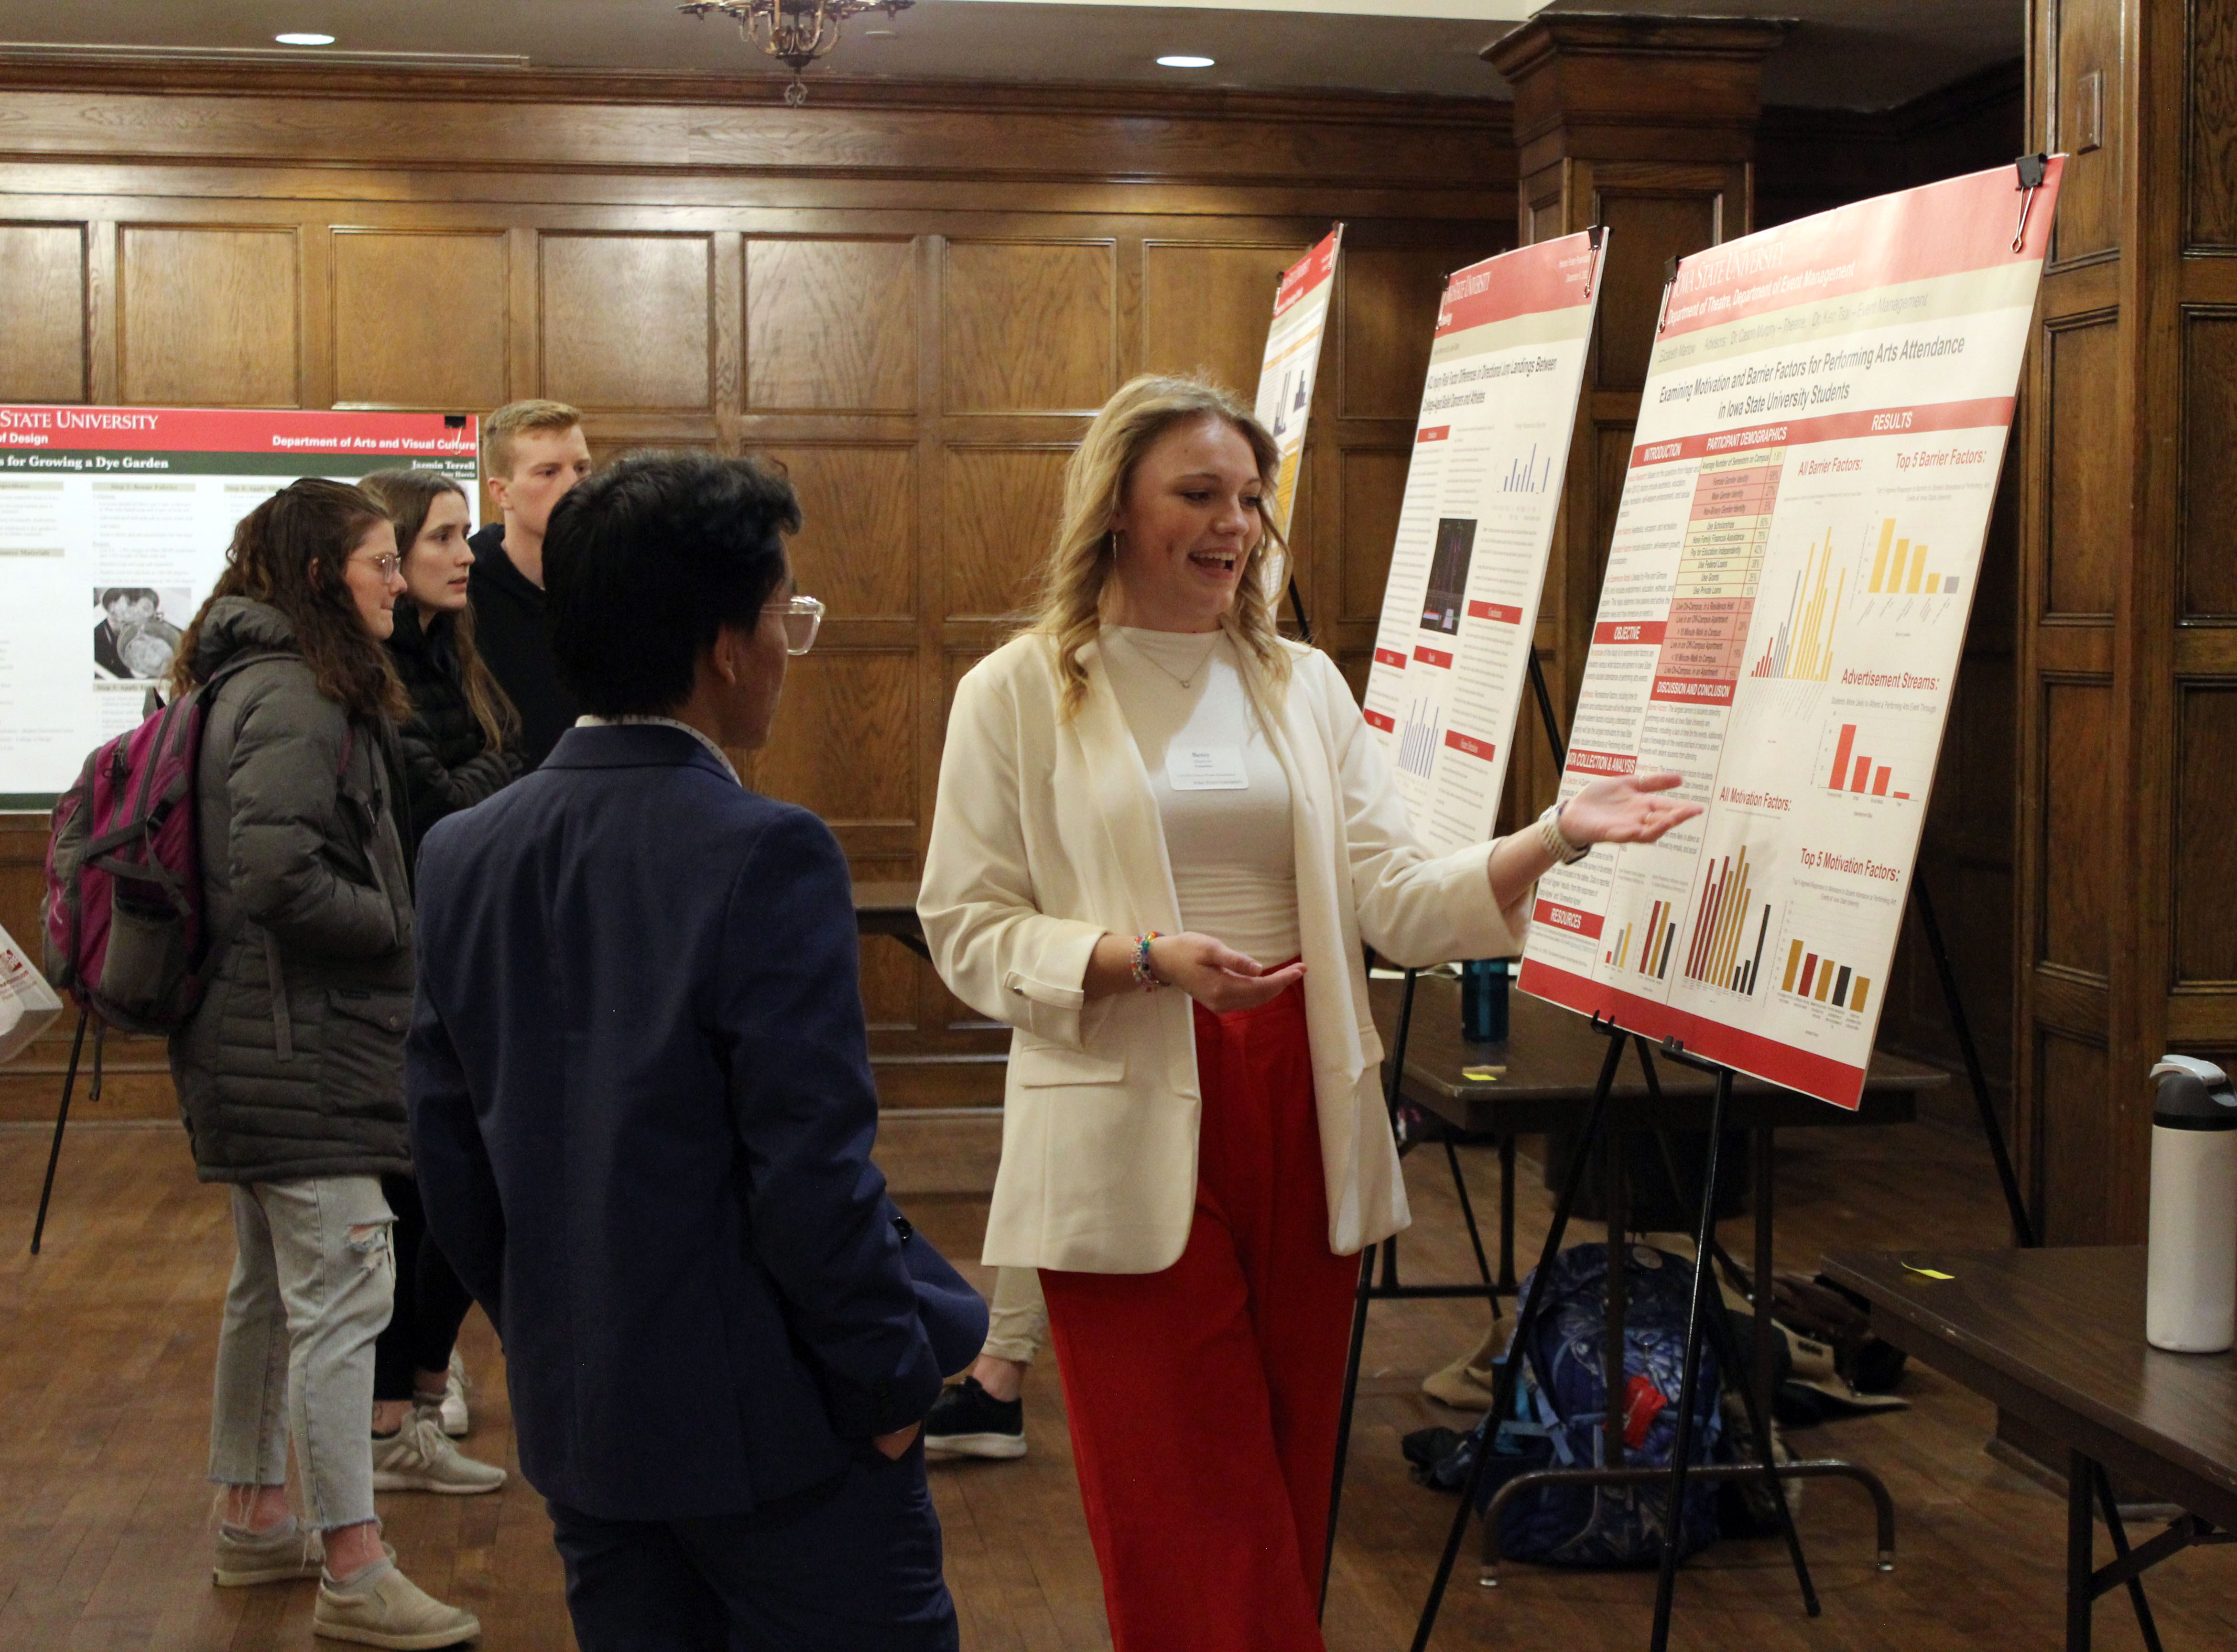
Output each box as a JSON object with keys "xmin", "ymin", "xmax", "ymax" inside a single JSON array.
[{"xmin": 2145, "ymin": 1056, "xmax": 2237, "ymax": 1354}]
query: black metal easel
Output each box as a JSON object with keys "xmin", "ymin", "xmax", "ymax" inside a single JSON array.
[
  {"xmin": 30, "ymin": 1004, "xmax": 103, "ymax": 1255},
  {"xmin": 1320, "ymin": 647, "xmax": 1580, "ymax": 1610}
]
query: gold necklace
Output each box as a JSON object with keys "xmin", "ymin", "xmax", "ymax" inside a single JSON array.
[{"xmin": 1123, "ymin": 629, "xmax": 1220, "ymax": 691}]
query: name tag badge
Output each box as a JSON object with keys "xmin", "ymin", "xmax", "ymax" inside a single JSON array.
[{"xmin": 1166, "ymin": 745, "xmax": 1249, "ymax": 791}]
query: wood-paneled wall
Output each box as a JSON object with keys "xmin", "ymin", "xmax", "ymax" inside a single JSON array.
[
  {"xmin": 2012, "ymin": 0, "xmax": 2237, "ymax": 1240},
  {"xmin": 0, "ymin": 59, "xmax": 1514, "ymax": 1090}
]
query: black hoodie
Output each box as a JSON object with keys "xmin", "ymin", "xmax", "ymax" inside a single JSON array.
[{"xmin": 467, "ymin": 523, "xmax": 578, "ymax": 770}]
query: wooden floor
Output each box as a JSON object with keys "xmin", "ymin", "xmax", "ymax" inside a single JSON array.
[{"xmin": 4, "ymin": 1111, "xmax": 2234, "ymax": 1652}]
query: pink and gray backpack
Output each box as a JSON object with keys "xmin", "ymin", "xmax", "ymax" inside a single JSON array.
[{"xmin": 41, "ymin": 653, "xmax": 279, "ymax": 1034}]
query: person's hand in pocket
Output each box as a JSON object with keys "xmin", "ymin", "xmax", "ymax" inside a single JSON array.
[{"xmin": 873, "ymin": 1422, "xmax": 922, "ymax": 1461}]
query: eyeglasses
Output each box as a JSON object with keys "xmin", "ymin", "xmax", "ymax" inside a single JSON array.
[
  {"xmin": 353, "ymin": 552, "xmax": 401, "ymax": 578},
  {"xmin": 767, "ymin": 594, "xmax": 825, "ymax": 655}
]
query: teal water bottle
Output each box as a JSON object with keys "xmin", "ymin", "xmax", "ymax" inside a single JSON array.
[{"xmin": 1461, "ymin": 958, "xmax": 1510, "ymax": 1043}]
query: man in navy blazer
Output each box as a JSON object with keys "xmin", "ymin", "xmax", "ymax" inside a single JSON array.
[{"xmin": 407, "ymin": 452, "xmax": 982, "ymax": 1651}]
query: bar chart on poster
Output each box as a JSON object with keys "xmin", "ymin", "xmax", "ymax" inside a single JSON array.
[
  {"xmin": 0, "ymin": 407, "xmax": 478, "ymax": 805},
  {"xmin": 1254, "ymin": 224, "xmax": 1342, "ymax": 540},
  {"xmin": 1519, "ymin": 160, "xmax": 2064, "ymax": 1109},
  {"xmin": 1359, "ymin": 228, "xmax": 1607, "ymax": 855}
]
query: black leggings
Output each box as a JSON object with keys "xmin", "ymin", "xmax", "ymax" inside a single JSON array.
[{"xmin": 373, "ymin": 1172, "xmax": 478, "ymax": 1402}]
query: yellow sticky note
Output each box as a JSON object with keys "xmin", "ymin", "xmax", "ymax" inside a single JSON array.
[
  {"xmin": 1460, "ymin": 1065, "xmax": 1503, "ymax": 1082},
  {"xmin": 1902, "ymin": 1264, "xmax": 1955, "ymax": 1281}
]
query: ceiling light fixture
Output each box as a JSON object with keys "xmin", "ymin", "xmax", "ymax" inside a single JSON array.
[
  {"xmin": 274, "ymin": 33, "xmax": 337, "ymax": 46},
  {"xmin": 677, "ymin": 0, "xmax": 913, "ymax": 106},
  {"xmin": 1156, "ymin": 55, "xmax": 1216, "ymax": 69}
]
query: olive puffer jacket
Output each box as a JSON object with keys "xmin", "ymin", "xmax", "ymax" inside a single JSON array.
[
  {"xmin": 168, "ymin": 598, "xmax": 416, "ymax": 1184},
  {"xmin": 384, "ymin": 604, "xmax": 519, "ymax": 864}
]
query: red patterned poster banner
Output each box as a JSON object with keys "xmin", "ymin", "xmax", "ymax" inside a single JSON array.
[
  {"xmin": 1359, "ymin": 229, "xmax": 1608, "ymax": 853},
  {"xmin": 1519, "ymin": 160, "xmax": 2064, "ymax": 1109},
  {"xmin": 0, "ymin": 407, "xmax": 478, "ymax": 804}
]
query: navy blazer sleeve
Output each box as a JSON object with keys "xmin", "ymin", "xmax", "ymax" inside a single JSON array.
[
  {"xmin": 406, "ymin": 978, "xmax": 507, "ymax": 1326},
  {"xmin": 719, "ymin": 807, "xmax": 947, "ymax": 1438}
]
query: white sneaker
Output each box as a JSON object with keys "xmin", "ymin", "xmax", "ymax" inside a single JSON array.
[
  {"xmin": 371, "ymin": 1408, "xmax": 506, "ymax": 1495},
  {"xmin": 438, "ymin": 1352, "xmax": 470, "ymax": 1438},
  {"xmin": 214, "ymin": 1516, "xmax": 324, "ymax": 1587},
  {"xmin": 314, "ymin": 1559, "xmax": 480, "ymax": 1648}
]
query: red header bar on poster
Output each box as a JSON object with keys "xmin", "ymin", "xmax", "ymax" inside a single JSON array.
[
  {"xmin": 1593, "ymin": 619, "xmax": 1667, "ymax": 646},
  {"xmin": 1651, "ymin": 676, "xmax": 1736, "ymax": 706},
  {"xmin": 1443, "ymin": 731, "xmax": 1496, "ymax": 762},
  {"xmin": 1364, "ymin": 708, "xmax": 1396, "ymax": 733},
  {"xmin": 1467, "ymin": 600, "xmax": 1525, "ymax": 625},
  {"xmin": 1566, "ymin": 748, "xmax": 1638, "ymax": 777},
  {"xmin": 1435, "ymin": 230, "xmax": 1600, "ymax": 337},
  {"xmin": 1374, "ymin": 647, "xmax": 1408, "ymax": 669},
  {"xmin": 1629, "ymin": 398, "xmax": 2012, "ymax": 468},
  {"xmin": 1532, "ymin": 900, "xmax": 1605, "ymax": 941},
  {"xmin": 1413, "ymin": 644, "xmax": 1454, "ymax": 670},
  {"xmin": 0, "ymin": 405, "xmax": 478, "ymax": 457},
  {"xmin": 1658, "ymin": 158, "xmax": 2065, "ymax": 343},
  {"xmin": 1273, "ymin": 226, "xmax": 1342, "ymax": 319}
]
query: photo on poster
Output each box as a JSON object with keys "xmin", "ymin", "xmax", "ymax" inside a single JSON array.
[
  {"xmin": 91, "ymin": 585, "xmax": 190, "ymax": 683},
  {"xmin": 1420, "ymin": 518, "xmax": 1477, "ymax": 636}
]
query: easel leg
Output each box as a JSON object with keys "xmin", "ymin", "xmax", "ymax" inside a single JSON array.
[
  {"xmin": 1648, "ymin": 1063, "xmax": 1732, "ymax": 1652},
  {"xmin": 1321, "ymin": 1245, "xmax": 1375, "ymax": 1615},
  {"xmin": 1637, "ymin": 1049, "xmax": 1820, "ymax": 1616},
  {"xmin": 30, "ymin": 1007, "xmax": 89, "ymax": 1257},
  {"xmin": 1323, "ymin": 966, "xmax": 1420, "ymax": 1614},
  {"xmin": 1409, "ymin": 1022, "xmax": 1628, "ymax": 1652}
]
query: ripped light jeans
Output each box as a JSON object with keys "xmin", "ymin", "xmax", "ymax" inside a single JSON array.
[{"xmin": 207, "ymin": 1177, "xmax": 395, "ymax": 1530}]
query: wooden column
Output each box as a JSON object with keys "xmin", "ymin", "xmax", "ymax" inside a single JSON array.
[
  {"xmin": 2014, "ymin": 1, "xmax": 2237, "ymax": 1241},
  {"xmin": 1482, "ymin": 15, "xmax": 1787, "ymax": 824}
]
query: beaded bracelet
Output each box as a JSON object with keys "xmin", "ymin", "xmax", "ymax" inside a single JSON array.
[{"xmin": 1131, "ymin": 932, "xmax": 1164, "ymax": 992}]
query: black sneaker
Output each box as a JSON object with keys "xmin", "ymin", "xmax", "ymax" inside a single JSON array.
[{"xmin": 922, "ymin": 1377, "xmax": 1027, "ymax": 1460}]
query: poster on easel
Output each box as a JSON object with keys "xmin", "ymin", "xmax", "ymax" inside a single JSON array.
[
  {"xmin": 1518, "ymin": 159, "xmax": 2065, "ymax": 1109},
  {"xmin": 0, "ymin": 407, "xmax": 479, "ymax": 807},
  {"xmin": 1253, "ymin": 223, "xmax": 1343, "ymax": 540},
  {"xmin": 1359, "ymin": 228, "xmax": 1609, "ymax": 854}
]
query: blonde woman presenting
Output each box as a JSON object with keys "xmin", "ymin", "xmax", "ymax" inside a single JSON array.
[{"xmin": 919, "ymin": 375, "xmax": 1699, "ymax": 1650}]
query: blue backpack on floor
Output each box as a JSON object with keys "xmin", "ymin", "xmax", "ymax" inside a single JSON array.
[{"xmin": 1470, "ymin": 1242, "xmax": 1727, "ymax": 1567}]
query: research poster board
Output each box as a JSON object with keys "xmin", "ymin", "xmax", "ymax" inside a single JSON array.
[
  {"xmin": 1359, "ymin": 228, "xmax": 1608, "ymax": 854},
  {"xmin": 0, "ymin": 407, "xmax": 479, "ymax": 806},
  {"xmin": 1518, "ymin": 160, "xmax": 2065, "ymax": 1110},
  {"xmin": 1253, "ymin": 224, "xmax": 1343, "ymax": 538}
]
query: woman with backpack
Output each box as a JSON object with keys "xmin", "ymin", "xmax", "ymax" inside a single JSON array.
[
  {"xmin": 356, "ymin": 467, "xmax": 520, "ymax": 1492},
  {"xmin": 167, "ymin": 478, "xmax": 480, "ymax": 1649}
]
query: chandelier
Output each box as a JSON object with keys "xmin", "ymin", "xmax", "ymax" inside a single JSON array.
[{"xmin": 678, "ymin": 0, "xmax": 913, "ymax": 105}]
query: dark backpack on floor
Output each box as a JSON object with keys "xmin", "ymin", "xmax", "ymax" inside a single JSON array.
[{"xmin": 1410, "ymin": 1241, "xmax": 1727, "ymax": 1567}]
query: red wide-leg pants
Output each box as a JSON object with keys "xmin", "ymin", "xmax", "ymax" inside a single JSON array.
[{"xmin": 1040, "ymin": 981, "xmax": 1360, "ymax": 1652}]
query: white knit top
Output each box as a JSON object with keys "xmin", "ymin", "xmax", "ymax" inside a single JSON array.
[{"xmin": 1100, "ymin": 626, "xmax": 1303, "ymax": 966}]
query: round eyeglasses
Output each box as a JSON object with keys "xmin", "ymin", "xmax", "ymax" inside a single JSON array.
[{"xmin": 767, "ymin": 594, "xmax": 825, "ymax": 655}]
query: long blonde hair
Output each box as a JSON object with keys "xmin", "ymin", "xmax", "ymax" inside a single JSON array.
[{"xmin": 1027, "ymin": 373, "xmax": 1293, "ymax": 720}]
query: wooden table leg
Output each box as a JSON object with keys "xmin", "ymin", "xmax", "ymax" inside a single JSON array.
[{"xmin": 2067, "ymin": 1449, "xmax": 2095, "ymax": 1652}]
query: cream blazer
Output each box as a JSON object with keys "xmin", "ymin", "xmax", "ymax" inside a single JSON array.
[{"xmin": 918, "ymin": 632, "xmax": 1529, "ymax": 1274}]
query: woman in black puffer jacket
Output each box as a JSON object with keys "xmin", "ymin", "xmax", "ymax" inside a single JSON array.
[
  {"xmin": 170, "ymin": 479, "xmax": 478, "ymax": 1645},
  {"xmin": 358, "ymin": 468, "xmax": 520, "ymax": 1483}
]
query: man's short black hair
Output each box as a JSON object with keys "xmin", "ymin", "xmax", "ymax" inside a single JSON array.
[{"xmin": 545, "ymin": 452, "xmax": 801, "ymax": 717}]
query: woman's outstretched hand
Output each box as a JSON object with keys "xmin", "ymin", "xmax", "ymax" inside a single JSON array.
[
  {"xmin": 1149, "ymin": 933, "xmax": 1305, "ymax": 1011},
  {"xmin": 1557, "ymin": 770, "xmax": 1704, "ymax": 846}
]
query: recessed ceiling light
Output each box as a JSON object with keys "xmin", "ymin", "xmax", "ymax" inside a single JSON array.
[
  {"xmin": 1157, "ymin": 55, "xmax": 1216, "ymax": 69},
  {"xmin": 275, "ymin": 33, "xmax": 337, "ymax": 46},
  {"xmin": 863, "ymin": 28, "xmax": 897, "ymax": 36}
]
